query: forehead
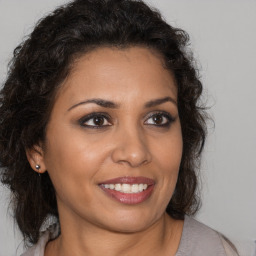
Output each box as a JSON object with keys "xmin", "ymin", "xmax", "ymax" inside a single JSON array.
[{"xmin": 56, "ymin": 46, "xmax": 177, "ymax": 105}]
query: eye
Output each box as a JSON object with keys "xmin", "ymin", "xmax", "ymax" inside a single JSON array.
[
  {"xmin": 79, "ymin": 113, "xmax": 112, "ymax": 128},
  {"xmin": 144, "ymin": 111, "xmax": 175, "ymax": 127}
]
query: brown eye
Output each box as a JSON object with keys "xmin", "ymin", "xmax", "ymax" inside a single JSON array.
[
  {"xmin": 152, "ymin": 114, "xmax": 164, "ymax": 125},
  {"xmin": 93, "ymin": 116, "xmax": 105, "ymax": 126},
  {"xmin": 79, "ymin": 113, "xmax": 112, "ymax": 128},
  {"xmin": 144, "ymin": 112, "xmax": 174, "ymax": 127}
]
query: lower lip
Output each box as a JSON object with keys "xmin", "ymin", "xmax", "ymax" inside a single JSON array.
[{"xmin": 100, "ymin": 185, "xmax": 154, "ymax": 205}]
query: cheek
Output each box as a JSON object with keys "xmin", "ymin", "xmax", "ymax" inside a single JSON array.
[
  {"xmin": 44, "ymin": 123, "xmax": 107, "ymax": 170},
  {"xmin": 152, "ymin": 127, "xmax": 183, "ymax": 199},
  {"xmin": 154, "ymin": 130, "xmax": 183, "ymax": 172},
  {"xmin": 42, "ymin": 129, "xmax": 108, "ymax": 200}
]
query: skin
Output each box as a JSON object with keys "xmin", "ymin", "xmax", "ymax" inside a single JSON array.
[{"xmin": 27, "ymin": 47, "xmax": 184, "ymax": 256}]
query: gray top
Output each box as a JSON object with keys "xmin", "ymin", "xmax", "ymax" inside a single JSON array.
[
  {"xmin": 176, "ymin": 216, "xmax": 238, "ymax": 256},
  {"xmin": 21, "ymin": 216, "xmax": 238, "ymax": 256}
]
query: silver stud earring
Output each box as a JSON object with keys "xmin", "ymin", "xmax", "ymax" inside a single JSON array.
[{"xmin": 35, "ymin": 164, "xmax": 41, "ymax": 176}]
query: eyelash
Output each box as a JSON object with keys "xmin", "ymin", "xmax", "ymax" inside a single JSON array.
[
  {"xmin": 78, "ymin": 112, "xmax": 112, "ymax": 129},
  {"xmin": 78, "ymin": 111, "xmax": 175, "ymax": 129},
  {"xmin": 145, "ymin": 111, "xmax": 175, "ymax": 128}
]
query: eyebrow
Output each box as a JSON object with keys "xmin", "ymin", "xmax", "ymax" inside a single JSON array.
[
  {"xmin": 144, "ymin": 97, "xmax": 177, "ymax": 108},
  {"xmin": 68, "ymin": 99, "xmax": 119, "ymax": 111},
  {"xmin": 67, "ymin": 96, "xmax": 177, "ymax": 111}
]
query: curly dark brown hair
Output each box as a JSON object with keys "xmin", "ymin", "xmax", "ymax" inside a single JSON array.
[{"xmin": 0, "ymin": 0, "xmax": 207, "ymax": 245}]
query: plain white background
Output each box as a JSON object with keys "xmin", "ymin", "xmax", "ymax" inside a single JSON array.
[{"xmin": 0, "ymin": 0, "xmax": 255, "ymax": 255}]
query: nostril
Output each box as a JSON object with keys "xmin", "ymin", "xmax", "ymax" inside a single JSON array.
[{"xmin": 110, "ymin": 135, "xmax": 152, "ymax": 167}]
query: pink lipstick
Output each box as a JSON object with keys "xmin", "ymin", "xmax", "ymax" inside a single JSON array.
[{"xmin": 99, "ymin": 176, "xmax": 155, "ymax": 205}]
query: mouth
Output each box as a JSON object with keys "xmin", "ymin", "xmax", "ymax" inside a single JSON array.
[
  {"xmin": 102, "ymin": 183, "xmax": 149, "ymax": 193},
  {"xmin": 99, "ymin": 176, "xmax": 155, "ymax": 205}
]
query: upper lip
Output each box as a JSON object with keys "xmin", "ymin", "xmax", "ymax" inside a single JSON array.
[{"xmin": 99, "ymin": 176, "xmax": 155, "ymax": 185}]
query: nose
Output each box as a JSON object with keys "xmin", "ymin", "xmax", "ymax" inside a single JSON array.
[{"xmin": 111, "ymin": 126, "xmax": 152, "ymax": 168}]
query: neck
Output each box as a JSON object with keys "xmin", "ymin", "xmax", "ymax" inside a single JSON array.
[{"xmin": 45, "ymin": 212, "xmax": 183, "ymax": 256}]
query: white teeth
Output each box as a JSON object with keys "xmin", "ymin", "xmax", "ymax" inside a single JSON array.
[
  {"xmin": 138, "ymin": 184, "xmax": 144, "ymax": 192},
  {"xmin": 114, "ymin": 184, "xmax": 122, "ymax": 191},
  {"xmin": 122, "ymin": 184, "xmax": 130, "ymax": 192},
  {"xmin": 102, "ymin": 183, "xmax": 148, "ymax": 193},
  {"xmin": 131, "ymin": 184, "xmax": 139, "ymax": 193}
]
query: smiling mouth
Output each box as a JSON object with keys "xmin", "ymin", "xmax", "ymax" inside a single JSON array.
[
  {"xmin": 102, "ymin": 183, "xmax": 148, "ymax": 193},
  {"xmin": 99, "ymin": 176, "xmax": 155, "ymax": 204}
]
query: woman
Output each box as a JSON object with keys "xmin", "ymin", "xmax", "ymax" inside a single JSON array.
[{"xmin": 0, "ymin": 0, "xmax": 238, "ymax": 255}]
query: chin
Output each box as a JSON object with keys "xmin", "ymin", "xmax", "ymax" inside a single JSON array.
[{"xmin": 99, "ymin": 210, "xmax": 162, "ymax": 233}]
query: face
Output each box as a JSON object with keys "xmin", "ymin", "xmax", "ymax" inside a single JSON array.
[{"xmin": 32, "ymin": 47, "xmax": 183, "ymax": 233}]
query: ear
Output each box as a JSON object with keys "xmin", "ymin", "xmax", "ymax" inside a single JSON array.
[{"xmin": 26, "ymin": 144, "xmax": 47, "ymax": 174}]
